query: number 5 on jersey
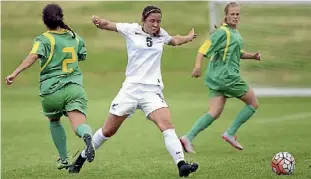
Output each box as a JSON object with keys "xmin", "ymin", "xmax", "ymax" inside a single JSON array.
[
  {"xmin": 62, "ymin": 47, "xmax": 77, "ymax": 73},
  {"xmin": 146, "ymin": 37, "xmax": 153, "ymax": 47}
]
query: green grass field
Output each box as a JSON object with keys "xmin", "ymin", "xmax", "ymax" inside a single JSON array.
[{"xmin": 2, "ymin": 2, "xmax": 311, "ymax": 179}]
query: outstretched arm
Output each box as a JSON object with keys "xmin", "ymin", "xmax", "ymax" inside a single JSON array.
[
  {"xmin": 241, "ymin": 51, "xmax": 261, "ymax": 61},
  {"xmin": 92, "ymin": 15, "xmax": 117, "ymax": 32},
  {"xmin": 169, "ymin": 28, "xmax": 197, "ymax": 46},
  {"xmin": 5, "ymin": 54, "xmax": 39, "ymax": 85}
]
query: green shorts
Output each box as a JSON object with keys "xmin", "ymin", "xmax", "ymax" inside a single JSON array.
[
  {"xmin": 208, "ymin": 79, "xmax": 249, "ymax": 98},
  {"xmin": 40, "ymin": 83, "xmax": 88, "ymax": 119}
]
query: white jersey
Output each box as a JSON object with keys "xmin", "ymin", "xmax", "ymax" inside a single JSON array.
[{"xmin": 116, "ymin": 23, "xmax": 172, "ymax": 89}]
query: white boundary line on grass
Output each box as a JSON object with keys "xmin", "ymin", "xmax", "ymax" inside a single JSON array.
[
  {"xmin": 255, "ymin": 112, "xmax": 311, "ymax": 124},
  {"xmin": 254, "ymin": 88, "xmax": 311, "ymax": 97}
]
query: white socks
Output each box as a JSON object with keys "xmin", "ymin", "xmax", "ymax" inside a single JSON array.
[
  {"xmin": 81, "ymin": 128, "xmax": 109, "ymax": 158},
  {"xmin": 162, "ymin": 128, "xmax": 185, "ymax": 165},
  {"xmin": 81, "ymin": 128, "xmax": 185, "ymax": 165}
]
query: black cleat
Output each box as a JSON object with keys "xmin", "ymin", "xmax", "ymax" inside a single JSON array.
[
  {"xmin": 68, "ymin": 154, "xmax": 86, "ymax": 174},
  {"xmin": 178, "ymin": 161, "xmax": 199, "ymax": 177},
  {"xmin": 83, "ymin": 133, "xmax": 95, "ymax": 162}
]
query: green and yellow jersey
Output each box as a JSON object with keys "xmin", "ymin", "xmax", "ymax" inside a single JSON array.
[
  {"xmin": 30, "ymin": 29, "xmax": 87, "ymax": 95},
  {"xmin": 199, "ymin": 23, "xmax": 245, "ymax": 90}
]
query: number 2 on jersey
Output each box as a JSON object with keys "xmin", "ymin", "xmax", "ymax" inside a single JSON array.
[
  {"xmin": 62, "ymin": 47, "xmax": 77, "ymax": 73},
  {"xmin": 146, "ymin": 37, "xmax": 153, "ymax": 47}
]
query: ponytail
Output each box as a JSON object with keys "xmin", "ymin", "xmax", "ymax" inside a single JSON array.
[
  {"xmin": 59, "ymin": 21, "xmax": 76, "ymax": 39},
  {"xmin": 214, "ymin": 17, "xmax": 227, "ymax": 30},
  {"xmin": 211, "ymin": 17, "xmax": 227, "ymax": 34}
]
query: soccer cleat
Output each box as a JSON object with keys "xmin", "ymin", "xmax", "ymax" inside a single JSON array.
[
  {"xmin": 83, "ymin": 133, "xmax": 95, "ymax": 162},
  {"xmin": 68, "ymin": 154, "xmax": 86, "ymax": 174},
  {"xmin": 178, "ymin": 161, "xmax": 199, "ymax": 177},
  {"xmin": 180, "ymin": 136, "xmax": 196, "ymax": 153},
  {"xmin": 222, "ymin": 131, "xmax": 243, "ymax": 150},
  {"xmin": 56, "ymin": 157, "xmax": 71, "ymax": 170}
]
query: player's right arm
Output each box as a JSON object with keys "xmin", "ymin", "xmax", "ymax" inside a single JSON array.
[
  {"xmin": 192, "ymin": 29, "xmax": 226, "ymax": 78},
  {"xmin": 92, "ymin": 15, "xmax": 117, "ymax": 32},
  {"xmin": 198, "ymin": 28, "xmax": 226, "ymax": 58},
  {"xmin": 5, "ymin": 54, "xmax": 39, "ymax": 85},
  {"xmin": 5, "ymin": 37, "xmax": 47, "ymax": 85}
]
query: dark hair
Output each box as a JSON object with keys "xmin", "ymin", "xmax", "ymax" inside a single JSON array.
[
  {"xmin": 142, "ymin": 5, "xmax": 162, "ymax": 21},
  {"xmin": 42, "ymin": 4, "xmax": 75, "ymax": 39}
]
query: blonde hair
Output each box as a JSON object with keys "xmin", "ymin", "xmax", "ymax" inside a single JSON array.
[{"xmin": 214, "ymin": 2, "xmax": 240, "ymax": 29}]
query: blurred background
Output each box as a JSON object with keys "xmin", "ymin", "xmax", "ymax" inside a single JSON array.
[{"xmin": 2, "ymin": 1, "xmax": 311, "ymax": 179}]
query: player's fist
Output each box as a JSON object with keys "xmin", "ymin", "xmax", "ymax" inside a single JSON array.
[
  {"xmin": 192, "ymin": 67, "xmax": 201, "ymax": 78},
  {"xmin": 5, "ymin": 74, "xmax": 16, "ymax": 85},
  {"xmin": 253, "ymin": 52, "xmax": 261, "ymax": 61},
  {"xmin": 92, "ymin": 15, "xmax": 102, "ymax": 27},
  {"xmin": 188, "ymin": 28, "xmax": 197, "ymax": 41}
]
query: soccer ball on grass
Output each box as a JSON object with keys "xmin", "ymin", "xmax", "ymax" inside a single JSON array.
[{"xmin": 271, "ymin": 152, "xmax": 295, "ymax": 175}]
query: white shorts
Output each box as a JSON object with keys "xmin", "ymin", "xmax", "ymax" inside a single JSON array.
[{"xmin": 109, "ymin": 83, "xmax": 168, "ymax": 118}]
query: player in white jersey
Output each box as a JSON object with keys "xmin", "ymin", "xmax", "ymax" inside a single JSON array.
[{"xmin": 69, "ymin": 5, "xmax": 198, "ymax": 177}]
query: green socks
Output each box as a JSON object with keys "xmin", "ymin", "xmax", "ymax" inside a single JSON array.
[
  {"xmin": 186, "ymin": 113, "xmax": 215, "ymax": 141},
  {"xmin": 185, "ymin": 105, "xmax": 256, "ymax": 142},
  {"xmin": 227, "ymin": 105, "xmax": 256, "ymax": 136},
  {"xmin": 50, "ymin": 122, "xmax": 93, "ymax": 160},
  {"xmin": 75, "ymin": 124, "xmax": 93, "ymax": 138},
  {"xmin": 50, "ymin": 121, "xmax": 68, "ymax": 160}
]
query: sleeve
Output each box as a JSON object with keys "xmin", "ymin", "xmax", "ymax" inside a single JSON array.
[
  {"xmin": 198, "ymin": 28, "xmax": 226, "ymax": 58},
  {"xmin": 240, "ymin": 50, "xmax": 245, "ymax": 56},
  {"xmin": 116, "ymin": 23, "xmax": 136, "ymax": 37},
  {"xmin": 76, "ymin": 35, "xmax": 87, "ymax": 61},
  {"xmin": 29, "ymin": 36, "xmax": 49, "ymax": 59},
  {"xmin": 160, "ymin": 28, "xmax": 172, "ymax": 44}
]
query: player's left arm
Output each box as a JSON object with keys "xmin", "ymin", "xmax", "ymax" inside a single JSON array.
[
  {"xmin": 169, "ymin": 28, "xmax": 197, "ymax": 46},
  {"xmin": 77, "ymin": 35, "xmax": 87, "ymax": 61},
  {"xmin": 240, "ymin": 50, "xmax": 261, "ymax": 61}
]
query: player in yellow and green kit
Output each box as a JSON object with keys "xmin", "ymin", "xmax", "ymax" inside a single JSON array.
[
  {"xmin": 5, "ymin": 4, "xmax": 95, "ymax": 170},
  {"xmin": 180, "ymin": 2, "xmax": 261, "ymax": 153}
]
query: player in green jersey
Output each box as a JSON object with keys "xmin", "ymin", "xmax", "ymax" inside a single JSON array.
[
  {"xmin": 180, "ymin": 2, "xmax": 261, "ymax": 153},
  {"xmin": 5, "ymin": 4, "xmax": 95, "ymax": 169}
]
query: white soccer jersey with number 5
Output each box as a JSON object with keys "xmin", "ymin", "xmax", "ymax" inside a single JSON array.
[{"xmin": 116, "ymin": 23, "xmax": 172, "ymax": 89}]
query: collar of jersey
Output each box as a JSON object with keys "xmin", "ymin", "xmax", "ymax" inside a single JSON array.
[
  {"xmin": 221, "ymin": 23, "xmax": 239, "ymax": 31},
  {"xmin": 47, "ymin": 29, "xmax": 68, "ymax": 34}
]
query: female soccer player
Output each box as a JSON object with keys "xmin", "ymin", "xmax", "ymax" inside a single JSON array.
[
  {"xmin": 180, "ymin": 2, "xmax": 261, "ymax": 153},
  {"xmin": 69, "ymin": 5, "xmax": 198, "ymax": 177},
  {"xmin": 5, "ymin": 4, "xmax": 95, "ymax": 170}
]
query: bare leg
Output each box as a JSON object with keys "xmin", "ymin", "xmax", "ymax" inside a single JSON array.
[
  {"xmin": 180, "ymin": 95, "xmax": 226, "ymax": 153},
  {"xmin": 67, "ymin": 110, "xmax": 95, "ymax": 162},
  {"xmin": 149, "ymin": 108, "xmax": 199, "ymax": 177},
  {"xmin": 223, "ymin": 87, "xmax": 259, "ymax": 150}
]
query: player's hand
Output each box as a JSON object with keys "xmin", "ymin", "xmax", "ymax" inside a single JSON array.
[
  {"xmin": 5, "ymin": 73, "xmax": 17, "ymax": 85},
  {"xmin": 192, "ymin": 67, "xmax": 201, "ymax": 78},
  {"xmin": 253, "ymin": 52, "xmax": 261, "ymax": 61},
  {"xmin": 188, "ymin": 28, "xmax": 197, "ymax": 41},
  {"xmin": 92, "ymin": 15, "xmax": 102, "ymax": 27}
]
